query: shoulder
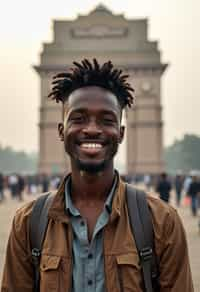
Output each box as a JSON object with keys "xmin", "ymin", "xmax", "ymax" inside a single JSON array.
[
  {"xmin": 146, "ymin": 194, "xmax": 185, "ymax": 247},
  {"xmin": 5, "ymin": 199, "xmax": 37, "ymax": 254},
  {"xmin": 13, "ymin": 191, "xmax": 55, "ymax": 232},
  {"xmin": 147, "ymin": 194, "xmax": 177, "ymax": 221},
  {"xmin": 13, "ymin": 199, "xmax": 36, "ymax": 233},
  {"xmin": 13, "ymin": 192, "xmax": 51, "ymax": 232}
]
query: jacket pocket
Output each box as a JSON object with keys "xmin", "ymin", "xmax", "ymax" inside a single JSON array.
[
  {"xmin": 40, "ymin": 255, "xmax": 61, "ymax": 291},
  {"xmin": 116, "ymin": 253, "xmax": 142, "ymax": 291}
]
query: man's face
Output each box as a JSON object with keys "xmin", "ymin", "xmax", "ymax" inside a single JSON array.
[{"xmin": 58, "ymin": 86, "xmax": 124, "ymax": 173}]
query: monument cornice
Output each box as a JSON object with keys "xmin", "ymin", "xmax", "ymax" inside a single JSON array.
[{"xmin": 33, "ymin": 63, "xmax": 168, "ymax": 74}]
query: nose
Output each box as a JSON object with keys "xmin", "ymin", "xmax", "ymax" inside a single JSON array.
[{"xmin": 82, "ymin": 120, "xmax": 102, "ymax": 136}]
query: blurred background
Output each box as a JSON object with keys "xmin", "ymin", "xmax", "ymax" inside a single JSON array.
[
  {"xmin": 0, "ymin": 0, "xmax": 200, "ymax": 290},
  {"xmin": 0, "ymin": 0, "xmax": 200, "ymax": 174}
]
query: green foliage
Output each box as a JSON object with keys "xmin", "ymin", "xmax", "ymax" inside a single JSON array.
[
  {"xmin": 164, "ymin": 134, "xmax": 200, "ymax": 174},
  {"xmin": 0, "ymin": 145, "xmax": 38, "ymax": 174}
]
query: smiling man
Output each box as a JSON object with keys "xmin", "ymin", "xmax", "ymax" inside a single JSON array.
[
  {"xmin": 1, "ymin": 59, "xmax": 193, "ymax": 292},
  {"xmin": 59, "ymin": 85, "xmax": 123, "ymax": 175}
]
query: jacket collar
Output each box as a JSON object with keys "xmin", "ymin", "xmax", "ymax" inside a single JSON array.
[
  {"xmin": 48, "ymin": 172, "xmax": 126, "ymax": 223},
  {"xmin": 48, "ymin": 174, "xmax": 71, "ymax": 224},
  {"xmin": 110, "ymin": 174, "xmax": 126, "ymax": 222}
]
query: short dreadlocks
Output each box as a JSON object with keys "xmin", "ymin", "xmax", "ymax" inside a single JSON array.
[{"xmin": 48, "ymin": 58, "xmax": 134, "ymax": 109}]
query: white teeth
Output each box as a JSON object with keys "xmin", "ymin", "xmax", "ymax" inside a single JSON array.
[{"xmin": 81, "ymin": 143, "xmax": 102, "ymax": 149}]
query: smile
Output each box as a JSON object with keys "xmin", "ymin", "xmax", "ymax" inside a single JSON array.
[
  {"xmin": 80, "ymin": 143, "xmax": 103, "ymax": 149},
  {"xmin": 77, "ymin": 142, "xmax": 105, "ymax": 156}
]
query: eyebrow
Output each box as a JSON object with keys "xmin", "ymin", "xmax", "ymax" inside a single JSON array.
[{"xmin": 69, "ymin": 108, "xmax": 118, "ymax": 116}]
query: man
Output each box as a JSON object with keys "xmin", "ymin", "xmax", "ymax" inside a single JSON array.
[
  {"xmin": 174, "ymin": 173, "xmax": 183, "ymax": 206},
  {"xmin": 17, "ymin": 174, "xmax": 25, "ymax": 201},
  {"xmin": 144, "ymin": 174, "xmax": 151, "ymax": 191},
  {"xmin": 188, "ymin": 175, "xmax": 200, "ymax": 216},
  {"xmin": 156, "ymin": 172, "xmax": 172, "ymax": 203},
  {"xmin": 8, "ymin": 173, "xmax": 18, "ymax": 199},
  {"xmin": 0, "ymin": 172, "xmax": 4, "ymax": 202},
  {"xmin": 1, "ymin": 59, "xmax": 193, "ymax": 291}
]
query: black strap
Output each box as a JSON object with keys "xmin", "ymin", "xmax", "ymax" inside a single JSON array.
[
  {"xmin": 126, "ymin": 184, "xmax": 159, "ymax": 292},
  {"xmin": 30, "ymin": 192, "xmax": 54, "ymax": 292}
]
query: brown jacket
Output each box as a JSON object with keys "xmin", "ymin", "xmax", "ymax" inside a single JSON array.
[{"xmin": 1, "ymin": 177, "xmax": 194, "ymax": 292}]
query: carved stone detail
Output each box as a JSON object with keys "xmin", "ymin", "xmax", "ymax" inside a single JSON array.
[{"xmin": 71, "ymin": 26, "xmax": 127, "ymax": 38}]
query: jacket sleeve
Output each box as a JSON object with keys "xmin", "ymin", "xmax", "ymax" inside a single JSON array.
[
  {"xmin": 158, "ymin": 207, "xmax": 194, "ymax": 291},
  {"xmin": 1, "ymin": 204, "xmax": 34, "ymax": 292}
]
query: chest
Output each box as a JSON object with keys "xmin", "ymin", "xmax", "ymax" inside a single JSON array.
[
  {"xmin": 41, "ymin": 212, "xmax": 142, "ymax": 292},
  {"xmin": 77, "ymin": 204, "xmax": 104, "ymax": 241}
]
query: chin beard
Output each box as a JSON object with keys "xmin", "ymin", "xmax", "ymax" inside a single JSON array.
[{"xmin": 75, "ymin": 159, "xmax": 110, "ymax": 174}]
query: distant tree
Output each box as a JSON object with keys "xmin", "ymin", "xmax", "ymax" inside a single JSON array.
[
  {"xmin": 0, "ymin": 145, "xmax": 38, "ymax": 174},
  {"xmin": 164, "ymin": 134, "xmax": 200, "ymax": 174}
]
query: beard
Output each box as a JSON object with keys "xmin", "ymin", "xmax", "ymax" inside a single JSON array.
[
  {"xmin": 65, "ymin": 136, "xmax": 119, "ymax": 174},
  {"xmin": 75, "ymin": 159, "xmax": 110, "ymax": 173}
]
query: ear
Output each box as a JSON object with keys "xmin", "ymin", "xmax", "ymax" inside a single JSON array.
[
  {"xmin": 58, "ymin": 123, "xmax": 64, "ymax": 141},
  {"xmin": 119, "ymin": 126, "xmax": 125, "ymax": 144}
]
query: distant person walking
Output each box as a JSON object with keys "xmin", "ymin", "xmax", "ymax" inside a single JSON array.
[
  {"xmin": 174, "ymin": 174, "xmax": 183, "ymax": 206},
  {"xmin": 188, "ymin": 175, "xmax": 200, "ymax": 216},
  {"xmin": 8, "ymin": 174, "xmax": 18, "ymax": 198},
  {"xmin": 144, "ymin": 174, "xmax": 151, "ymax": 191},
  {"xmin": 17, "ymin": 175, "xmax": 25, "ymax": 201},
  {"xmin": 41, "ymin": 173, "xmax": 49, "ymax": 192},
  {"xmin": 156, "ymin": 172, "xmax": 172, "ymax": 203},
  {"xmin": 0, "ymin": 173, "xmax": 4, "ymax": 202},
  {"xmin": 183, "ymin": 175, "xmax": 192, "ymax": 195}
]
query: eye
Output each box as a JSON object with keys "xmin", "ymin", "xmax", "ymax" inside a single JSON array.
[
  {"xmin": 70, "ymin": 114, "xmax": 84, "ymax": 123},
  {"xmin": 104, "ymin": 118, "xmax": 113, "ymax": 123},
  {"xmin": 102, "ymin": 115, "xmax": 115, "ymax": 124}
]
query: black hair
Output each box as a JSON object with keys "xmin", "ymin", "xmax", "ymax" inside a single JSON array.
[{"xmin": 48, "ymin": 58, "xmax": 134, "ymax": 109}]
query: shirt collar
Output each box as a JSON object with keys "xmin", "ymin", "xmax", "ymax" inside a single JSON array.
[{"xmin": 65, "ymin": 171, "xmax": 118, "ymax": 216}]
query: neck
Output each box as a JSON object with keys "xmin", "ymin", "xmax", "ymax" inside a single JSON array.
[{"xmin": 70, "ymin": 163, "xmax": 115, "ymax": 203}]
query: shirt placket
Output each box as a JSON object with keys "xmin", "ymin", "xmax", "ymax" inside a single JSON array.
[{"xmin": 86, "ymin": 240, "xmax": 96, "ymax": 291}]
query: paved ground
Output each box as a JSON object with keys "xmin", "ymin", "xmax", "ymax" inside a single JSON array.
[
  {"xmin": 177, "ymin": 205, "xmax": 200, "ymax": 291},
  {"xmin": 0, "ymin": 190, "xmax": 199, "ymax": 291}
]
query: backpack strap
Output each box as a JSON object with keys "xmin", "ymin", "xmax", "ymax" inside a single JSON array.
[
  {"xmin": 29, "ymin": 192, "xmax": 54, "ymax": 292},
  {"xmin": 126, "ymin": 184, "xmax": 159, "ymax": 292}
]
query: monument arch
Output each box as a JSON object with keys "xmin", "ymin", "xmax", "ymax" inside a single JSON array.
[{"xmin": 34, "ymin": 4, "xmax": 168, "ymax": 175}]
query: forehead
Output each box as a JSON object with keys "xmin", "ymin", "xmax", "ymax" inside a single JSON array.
[{"xmin": 65, "ymin": 86, "xmax": 120, "ymax": 114}]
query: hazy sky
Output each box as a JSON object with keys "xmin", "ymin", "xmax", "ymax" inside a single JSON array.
[{"xmin": 0, "ymin": 0, "xmax": 200, "ymax": 153}]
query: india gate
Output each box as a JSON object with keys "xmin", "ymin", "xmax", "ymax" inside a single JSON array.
[{"xmin": 34, "ymin": 4, "xmax": 168, "ymax": 175}]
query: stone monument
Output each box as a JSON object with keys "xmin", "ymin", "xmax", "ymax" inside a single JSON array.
[{"xmin": 34, "ymin": 4, "xmax": 168, "ymax": 175}]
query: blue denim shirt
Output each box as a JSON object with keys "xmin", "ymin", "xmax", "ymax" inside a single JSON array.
[{"xmin": 65, "ymin": 174, "xmax": 117, "ymax": 292}]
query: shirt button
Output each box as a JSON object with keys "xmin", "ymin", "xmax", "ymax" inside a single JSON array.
[
  {"xmin": 88, "ymin": 253, "xmax": 93, "ymax": 259},
  {"xmin": 80, "ymin": 220, "xmax": 85, "ymax": 226},
  {"xmin": 88, "ymin": 280, "xmax": 93, "ymax": 285}
]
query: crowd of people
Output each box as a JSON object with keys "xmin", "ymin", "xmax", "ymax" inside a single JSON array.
[
  {"xmin": 1, "ymin": 171, "xmax": 200, "ymax": 216},
  {"xmin": 0, "ymin": 172, "xmax": 62, "ymax": 202},
  {"xmin": 122, "ymin": 171, "xmax": 200, "ymax": 217},
  {"xmin": 0, "ymin": 169, "xmax": 200, "ymax": 235}
]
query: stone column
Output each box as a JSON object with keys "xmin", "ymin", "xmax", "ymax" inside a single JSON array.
[
  {"xmin": 37, "ymin": 70, "xmax": 70, "ymax": 174},
  {"xmin": 126, "ymin": 68, "xmax": 165, "ymax": 175}
]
